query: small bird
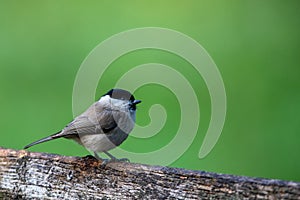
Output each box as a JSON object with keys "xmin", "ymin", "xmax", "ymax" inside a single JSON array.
[{"xmin": 24, "ymin": 88, "xmax": 141, "ymax": 162}]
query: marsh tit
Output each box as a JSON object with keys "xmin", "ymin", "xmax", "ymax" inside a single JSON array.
[{"xmin": 24, "ymin": 88, "xmax": 141, "ymax": 162}]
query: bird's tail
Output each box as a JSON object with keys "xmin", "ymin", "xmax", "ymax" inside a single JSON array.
[{"xmin": 24, "ymin": 131, "xmax": 63, "ymax": 149}]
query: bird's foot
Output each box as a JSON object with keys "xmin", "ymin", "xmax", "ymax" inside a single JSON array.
[
  {"xmin": 110, "ymin": 157, "xmax": 130, "ymax": 163},
  {"xmin": 103, "ymin": 151, "xmax": 130, "ymax": 163},
  {"xmin": 94, "ymin": 151, "xmax": 130, "ymax": 166},
  {"xmin": 100, "ymin": 158, "xmax": 129, "ymax": 166}
]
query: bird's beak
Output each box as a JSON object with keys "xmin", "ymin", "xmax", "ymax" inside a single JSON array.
[{"xmin": 133, "ymin": 100, "xmax": 142, "ymax": 105}]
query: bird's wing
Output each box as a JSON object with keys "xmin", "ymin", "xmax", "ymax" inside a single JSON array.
[{"xmin": 60, "ymin": 102, "xmax": 118, "ymax": 137}]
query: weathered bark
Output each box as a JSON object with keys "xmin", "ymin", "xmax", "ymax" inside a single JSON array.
[{"xmin": 0, "ymin": 147, "xmax": 299, "ymax": 199}]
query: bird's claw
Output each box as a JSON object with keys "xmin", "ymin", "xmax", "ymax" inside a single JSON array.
[
  {"xmin": 113, "ymin": 158, "xmax": 130, "ymax": 162},
  {"xmin": 94, "ymin": 151, "xmax": 130, "ymax": 166},
  {"xmin": 101, "ymin": 157, "xmax": 130, "ymax": 166}
]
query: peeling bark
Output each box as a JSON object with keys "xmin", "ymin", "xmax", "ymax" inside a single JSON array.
[{"xmin": 0, "ymin": 147, "xmax": 299, "ymax": 199}]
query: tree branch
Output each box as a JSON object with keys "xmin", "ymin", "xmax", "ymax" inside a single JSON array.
[{"xmin": 0, "ymin": 147, "xmax": 299, "ymax": 199}]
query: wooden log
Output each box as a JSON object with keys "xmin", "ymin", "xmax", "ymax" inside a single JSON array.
[{"xmin": 0, "ymin": 147, "xmax": 299, "ymax": 199}]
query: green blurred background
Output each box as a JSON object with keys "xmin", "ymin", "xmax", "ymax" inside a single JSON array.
[{"xmin": 0, "ymin": 1, "xmax": 299, "ymax": 182}]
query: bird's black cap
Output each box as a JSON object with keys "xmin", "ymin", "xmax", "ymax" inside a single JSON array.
[{"xmin": 104, "ymin": 88, "xmax": 136, "ymax": 102}]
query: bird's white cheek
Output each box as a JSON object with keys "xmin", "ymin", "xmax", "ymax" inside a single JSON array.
[
  {"xmin": 117, "ymin": 111, "xmax": 136, "ymax": 134},
  {"xmin": 130, "ymin": 110, "xmax": 136, "ymax": 122}
]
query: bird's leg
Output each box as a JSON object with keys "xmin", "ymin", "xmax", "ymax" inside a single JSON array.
[
  {"xmin": 93, "ymin": 151, "xmax": 103, "ymax": 160},
  {"xmin": 94, "ymin": 151, "xmax": 110, "ymax": 165},
  {"xmin": 103, "ymin": 151, "xmax": 130, "ymax": 162},
  {"xmin": 93, "ymin": 151, "xmax": 129, "ymax": 166}
]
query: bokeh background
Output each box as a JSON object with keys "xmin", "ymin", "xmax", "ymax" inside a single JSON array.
[{"xmin": 0, "ymin": 1, "xmax": 299, "ymax": 182}]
